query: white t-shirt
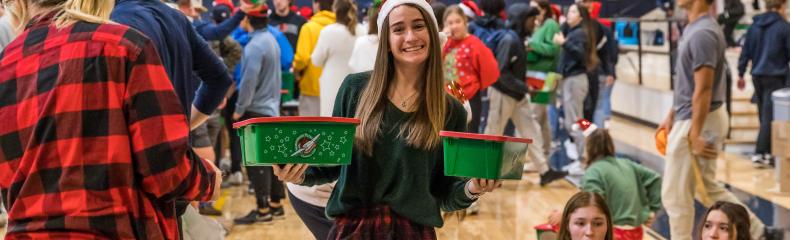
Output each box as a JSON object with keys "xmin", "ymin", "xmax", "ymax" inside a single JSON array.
[{"xmin": 348, "ymin": 34, "xmax": 379, "ymax": 74}]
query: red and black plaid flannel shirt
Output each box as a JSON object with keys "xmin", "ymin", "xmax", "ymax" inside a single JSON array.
[{"xmin": 0, "ymin": 13, "xmax": 217, "ymax": 239}]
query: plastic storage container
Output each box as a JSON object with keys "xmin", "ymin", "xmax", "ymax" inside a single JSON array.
[
  {"xmin": 233, "ymin": 117, "xmax": 360, "ymax": 166},
  {"xmin": 773, "ymin": 88, "xmax": 790, "ymax": 121},
  {"xmin": 526, "ymin": 71, "xmax": 560, "ymax": 104},
  {"xmin": 440, "ymin": 131, "xmax": 532, "ymax": 180}
]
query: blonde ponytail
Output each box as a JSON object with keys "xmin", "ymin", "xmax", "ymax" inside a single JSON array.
[
  {"xmin": 2, "ymin": 0, "xmax": 113, "ymax": 30},
  {"xmin": 333, "ymin": 0, "xmax": 357, "ymax": 36},
  {"xmin": 55, "ymin": 0, "xmax": 114, "ymax": 28}
]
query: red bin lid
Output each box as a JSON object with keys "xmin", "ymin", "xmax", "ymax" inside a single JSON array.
[
  {"xmin": 233, "ymin": 116, "xmax": 361, "ymax": 129},
  {"xmin": 439, "ymin": 131, "xmax": 532, "ymax": 144}
]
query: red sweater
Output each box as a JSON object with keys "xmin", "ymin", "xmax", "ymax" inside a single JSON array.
[{"xmin": 442, "ymin": 35, "xmax": 500, "ymax": 99}]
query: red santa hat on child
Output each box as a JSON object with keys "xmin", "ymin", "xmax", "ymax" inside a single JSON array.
[
  {"xmin": 458, "ymin": 0, "xmax": 482, "ymax": 18},
  {"xmin": 572, "ymin": 118, "xmax": 598, "ymax": 137}
]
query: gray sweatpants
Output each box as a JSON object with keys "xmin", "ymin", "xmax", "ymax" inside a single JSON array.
[
  {"xmin": 561, "ymin": 74, "xmax": 589, "ymax": 158},
  {"xmin": 484, "ymin": 88, "xmax": 549, "ymax": 174}
]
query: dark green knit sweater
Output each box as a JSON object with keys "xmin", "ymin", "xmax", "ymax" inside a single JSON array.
[{"xmin": 301, "ymin": 71, "xmax": 475, "ymax": 227}]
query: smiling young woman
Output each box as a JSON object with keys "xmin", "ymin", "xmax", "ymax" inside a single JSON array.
[{"xmin": 272, "ymin": 0, "xmax": 501, "ymax": 238}]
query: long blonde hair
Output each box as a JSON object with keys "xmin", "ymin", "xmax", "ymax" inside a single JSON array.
[
  {"xmin": 3, "ymin": 0, "xmax": 113, "ymax": 31},
  {"xmin": 333, "ymin": 0, "xmax": 357, "ymax": 36},
  {"xmin": 354, "ymin": 3, "xmax": 447, "ymax": 156}
]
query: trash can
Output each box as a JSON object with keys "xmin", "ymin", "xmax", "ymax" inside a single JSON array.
[{"xmin": 774, "ymin": 88, "xmax": 790, "ymax": 121}]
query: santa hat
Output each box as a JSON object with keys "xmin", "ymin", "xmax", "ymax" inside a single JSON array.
[
  {"xmin": 377, "ymin": 0, "xmax": 437, "ymax": 34},
  {"xmin": 246, "ymin": 4, "xmax": 270, "ymax": 18},
  {"xmin": 571, "ymin": 118, "xmax": 598, "ymax": 137},
  {"xmin": 213, "ymin": 0, "xmax": 234, "ymax": 10},
  {"xmin": 458, "ymin": 0, "xmax": 482, "ymax": 18}
]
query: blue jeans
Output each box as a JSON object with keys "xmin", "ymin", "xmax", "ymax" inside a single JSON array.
[{"xmin": 593, "ymin": 76, "xmax": 613, "ymax": 127}]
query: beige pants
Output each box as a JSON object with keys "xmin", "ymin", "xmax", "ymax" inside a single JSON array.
[
  {"xmin": 661, "ymin": 107, "xmax": 765, "ymax": 240},
  {"xmin": 299, "ymin": 95, "xmax": 320, "ymax": 116},
  {"xmin": 484, "ymin": 88, "xmax": 549, "ymax": 174}
]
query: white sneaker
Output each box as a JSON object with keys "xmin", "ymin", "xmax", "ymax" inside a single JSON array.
[
  {"xmin": 466, "ymin": 202, "xmax": 480, "ymax": 215},
  {"xmin": 219, "ymin": 158, "xmax": 231, "ymax": 172},
  {"xmin": 227, "ymin": 172, "xmax": 243, "ymax": 185},
  {"xmin": 752, "ymin": 154, "xmax": 769, "ymax": 169},
  {"xmin": 563, "ymin": 161, "xmax": 586, "ymax": 176}
]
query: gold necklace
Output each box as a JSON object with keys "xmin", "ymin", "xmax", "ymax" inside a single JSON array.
[{"xmin": 394, "ymin": 90, "xmax": 419, "ymax": 108}]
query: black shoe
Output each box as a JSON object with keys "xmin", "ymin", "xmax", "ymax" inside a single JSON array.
[
  {"xmin": 763, "ymin": 226, "xmax": 784, "ymax": 240},
  {"xmin": 199, "ymin": 205, "xmax": 223, "ymax": 216},
  {"xmin": 540, "ymin": 169, "xmax": 569, "ymax": 187},
  {"xmin": 270, "ymin": 206, "xmax": 285, "ymax": 219},
  {"xmin": 233, "ymin": 210, "xmax": 272, "ymax": 225}
]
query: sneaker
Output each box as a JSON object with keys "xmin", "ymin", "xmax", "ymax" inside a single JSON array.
[
  {"xmin": 752, "ymin": 154, "xmax": 766, "ymax": 168},
  {"xmin": 233, "ymin": 210, "xmax": 272, "ymax": 225},
  {"xmin": 563, "ymin": 161, "xmax": 586, "ymax": 176},
  {"xmin": 199, "ymin": 205, "xmax": 223, "ymax": 216},
  {"xmin": 226, "ymin": 172, "xmax": 243, "ymax": 186},
  {"xmin": 270, "ymin": 206, "xmax": 285, "ymax": 219},
  {"xmin": 540, "ymin": 169, "xmax": 569, "ymax": 187},
  {"xmin": 219, "ymin": 158, "xmax": 232, "ymax": 172},
  {"xmin": 466, "ymin": 202, "xmax": 480, "ymax": 215}
]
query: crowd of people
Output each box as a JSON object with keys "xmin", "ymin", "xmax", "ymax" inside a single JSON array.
[{"xmin": 0, "ymin": 0, "xmax": 786, "ymax": 239}]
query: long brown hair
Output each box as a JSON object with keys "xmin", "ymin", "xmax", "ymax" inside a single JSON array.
[
  {"xmin": 354, "ymin": 3, "xmax": 446, "ymax": 156},
  {"xmin": 572, "ymin": 3, "xmax": 599, "ymax": 72},
  {"xmin": 333, "ymin": 0, "xmax": 357, "ymax": 35},
  {"xmin": 3, "ymin": 0, "xmax": 114, "ymax": 30},
  {"xmin": 558, "ymin": 191, "xmax": 614, "ymax": 240},
  {"xmin": 584, "ymin": 129, "xmax": 615, "ymax": 168},
  {"xmin": 535, "ymin": 0, "xmax": 554, "ymax": 20},
  {"xmin": 698, "ymin": 201, "xmax": 752, "ymax": 240}
]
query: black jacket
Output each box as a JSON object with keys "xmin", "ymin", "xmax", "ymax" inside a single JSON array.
[
  {"xmin": 487, "ymin": 3, "xmax": 537, "ymax": 100},
  {"xmin": 738, "ymin": 12, "xmax": 790, "ymax": 78},
  {"xmin": 558, "ymin": 24, "xmax": 592, "ymax": 77}
]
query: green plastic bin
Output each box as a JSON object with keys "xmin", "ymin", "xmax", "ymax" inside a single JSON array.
[
  {"xmin": 233, "ymin": 117, "xmax": 360, "ymax": 166},
  {"xmin": 440, "ymin": 131, "xmax": 532, "ymax": 180}
]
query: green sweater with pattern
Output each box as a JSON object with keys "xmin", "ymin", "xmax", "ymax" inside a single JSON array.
[
  {"xmin": 301, "ymin": 72, "xmax": 475, "ymax": 227},
  {"xmin": 581, "ymin": 156, "xmax": 662, "ymax": 226}
]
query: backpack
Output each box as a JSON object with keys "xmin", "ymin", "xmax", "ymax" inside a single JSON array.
[{"xmin": 472, "ymin": 25, "xmax": 508, "ymax": 53}]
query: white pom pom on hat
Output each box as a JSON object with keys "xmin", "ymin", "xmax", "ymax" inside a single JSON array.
[
  {"xmin": 376, "ymin": 0, "xmax": 438, "ymax": 34},
  {"xmin": 571, "ymin": 118, "xmax": 598, "ymax": 137}
]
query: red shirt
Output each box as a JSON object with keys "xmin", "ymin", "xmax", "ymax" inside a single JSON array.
[
  {"xmin": 0, "ymin": 13, "xmax": 217, "ymax": 239},
  {"xmin": 442, "ymin": 35, "xmax": 500, "ymax": 99}
]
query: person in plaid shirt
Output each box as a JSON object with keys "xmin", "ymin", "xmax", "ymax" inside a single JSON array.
[{"xmin": 0, "ymin": 0, "xmax": 221, "ymax": 239}]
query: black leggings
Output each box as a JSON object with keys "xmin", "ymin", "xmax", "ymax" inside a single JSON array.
[{"xmin": 287, "ymin": 189, "xmax": 333, "ymax": 239}]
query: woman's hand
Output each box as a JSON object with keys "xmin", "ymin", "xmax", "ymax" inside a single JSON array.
[
  {"xmin": 468, "ymin": 178, "xmax": 501, "ymax": 195},
  {"xmin": 272, "ymin": 164, "xmax": 309, "ymax": 184},
  {"xmin": 553, "ymin": 32, "xmax": 566, "ymax": 45}
]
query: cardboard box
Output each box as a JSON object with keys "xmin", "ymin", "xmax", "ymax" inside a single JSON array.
[{"xmin": 772, "ymin": 121, "xmax": 790, "ymax": 158}]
